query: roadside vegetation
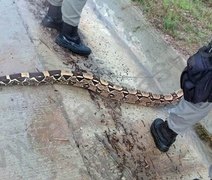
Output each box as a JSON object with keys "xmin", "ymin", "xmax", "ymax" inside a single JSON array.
[
  {"xmin": 133, "ymin": 0, "xmax": 212, "ymax": 145},
  {"xmin": 133, "ymin": 0, "xmax": 212, "ymax": 55}
]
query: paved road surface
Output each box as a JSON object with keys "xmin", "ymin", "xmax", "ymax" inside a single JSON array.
[{"xmin": 0, "ymin": 0, "xmax": 211, "ymax": 179}]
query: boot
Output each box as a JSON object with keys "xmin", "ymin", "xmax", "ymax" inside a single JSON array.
[
  {"xmin": 150, "ymin": 118, "xmax": 177, "ymax": 152},
  {"xmin": 55, "ymin": 22, "xmax": 91, "ymax": 56},
  {"xmin": 42, "ymin": 4, "xmax": 63, "ymax": 31}
]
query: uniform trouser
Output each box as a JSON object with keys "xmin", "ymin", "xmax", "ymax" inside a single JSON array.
[
  {"xmin": 48, "ymin": 0, "xmax": 87, "ymax": 26},
  {"xmin": 167, "ymin": 98, "xmax": 212, "ymax": 178}
]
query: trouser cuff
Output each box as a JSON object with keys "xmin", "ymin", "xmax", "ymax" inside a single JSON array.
[{"xmin": 48, "ymin": 0, "xmax": 62, "ymax": 7}]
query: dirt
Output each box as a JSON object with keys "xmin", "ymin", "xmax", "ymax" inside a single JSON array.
[
  {"xmin": 25, "ymin": 0, "xmax": 211, "ymax": 179},
  {"xmin": 28, "ymin": 2, "xmax": 157, "ymax": 178}
]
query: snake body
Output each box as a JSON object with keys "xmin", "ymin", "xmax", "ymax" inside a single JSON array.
[{"xmin": 0, "ymin": 70, "xmax": 183, "ymax": 106}]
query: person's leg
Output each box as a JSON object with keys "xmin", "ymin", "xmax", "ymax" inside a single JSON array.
[
  {"xmin": 44, "ymin": 0, "xmax": 86, "ymax": 28},
  {"xmin": 151, "ymin": 98, "xmax": 212, "ymax": 177},
  {"xmin": 42, "ymin": 0, "xmax": 63, "ymax": 31},
  {"xmin": 55, "ymin": 0, "xmax": 91, "ymax": 56},
  {"xmin": 168, "ymin": 98, "xmax": 212, "ymax": 134},
  {"xmin": 61, "ymin": 0, "xmax": 87, "ymax": 26},
  {"xmin": 169, "ymin": 99, "xmax": 212, "ymax": 179},
  {"xmin": 151, "ymin": 98, "xmax": 211, "ymax": 152},
  {"xmin": 48, "ymin": 0, "xmax": 63, "ymax": 6},
  {"xmin": 42, "ymin": 0, "xmax": 91, "ymax": 56}
]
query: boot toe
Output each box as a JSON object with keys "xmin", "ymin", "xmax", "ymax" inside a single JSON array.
[
  {"xmin": 150, "ymin": 118, "xmax": 170, "ymax": 152},
  {"xmin": 56, "ymin": 34, "xmax": 91, "ymax": 56}
]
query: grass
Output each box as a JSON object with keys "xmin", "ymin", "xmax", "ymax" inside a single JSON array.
[
  {"xmin": 132, "ymin": 0, "xmax": 212, "ymax": 145},
  {"xmin": 132, "ymin": 0, "xmax": 212, "ymax": 55}
]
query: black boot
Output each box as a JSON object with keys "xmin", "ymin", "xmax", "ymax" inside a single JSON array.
[
  {"xmin": 55, "ymin": 22, "xmax": 91, "ymax": 56},
  {"xmin": 150, "ymin": 118, "xmax": 177, "ymax": 152},
  {"xmin": 42, "ymin": 4, "xmax": 63, "ymax": 31}
]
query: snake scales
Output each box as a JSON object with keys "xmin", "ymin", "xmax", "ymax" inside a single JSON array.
[
  {"xmin": 0, "ymin": 70, "xmax": 183, "ymax": 106},
  {"xmin": 3, "ymin": 69, "xmax": 210, "ymax": 150}
]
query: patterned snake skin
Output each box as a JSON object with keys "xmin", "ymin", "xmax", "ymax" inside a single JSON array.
[{"xmin": 0, "ymin": 70, "xmax": 183, "ymax": 106}]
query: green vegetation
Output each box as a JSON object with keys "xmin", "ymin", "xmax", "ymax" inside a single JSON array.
[
  {"xmin": 133, "ymin": 0, "xmax": 212, "ymax": 144},
  {"xmin": 132, "ymin": 0, "xmax": 212, "ymax": 55}
]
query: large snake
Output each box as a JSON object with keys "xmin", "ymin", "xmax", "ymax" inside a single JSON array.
[
  {"xmin": 2, "ymin": 69, "xmax": 211, "ymax": 146},
  {"xmin": 0, "ymin": 70, "xmax": 183, "ymax": 106}
]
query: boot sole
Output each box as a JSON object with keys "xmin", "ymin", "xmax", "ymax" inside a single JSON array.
[
  {"xmin": 150, "ymin": 120, "xmax": 169, "ymax": 152},
  {"xmin": 55, "ymin": 36, "xmax": 91, "ymax": 56}
]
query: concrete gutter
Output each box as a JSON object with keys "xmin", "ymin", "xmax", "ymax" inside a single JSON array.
[{"xmin": 0, "ymin": 0, "xmax": 211, "ymax": 179}]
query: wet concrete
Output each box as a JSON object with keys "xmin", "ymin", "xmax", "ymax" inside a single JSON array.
[{"xmin": 0, "ymin": 0, "xmax": 211, "ymax": 179}]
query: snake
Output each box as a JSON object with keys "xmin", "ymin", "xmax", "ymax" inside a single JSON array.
[
  {"xmin": 0, "ymin": 70, "xmax": 183, "ymax": 107},
  {"xmin": 1, "ymin": 69, "xmax": 211, "ymax": 146}
]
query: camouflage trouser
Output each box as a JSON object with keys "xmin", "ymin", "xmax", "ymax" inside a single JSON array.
[
  {"xmin": 48, "ymin": 0, "xmax": 87, "ymax": 26},
  {"xmin": 168, "ymin": 98, "xmax": 212, "ymax": 178}
]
